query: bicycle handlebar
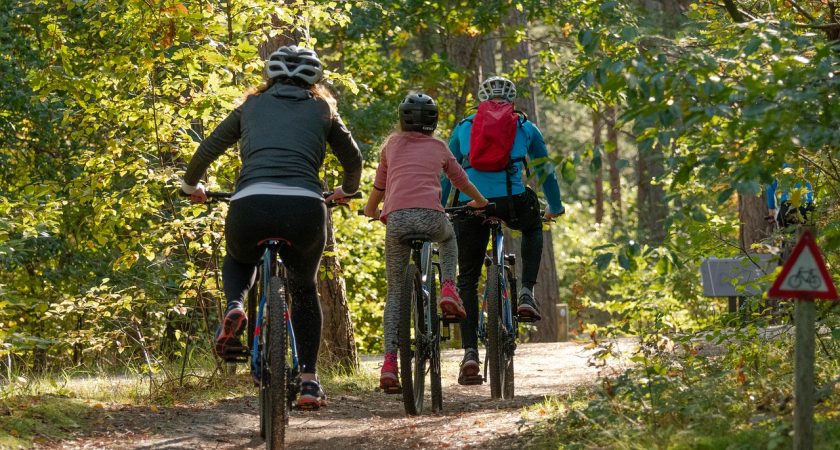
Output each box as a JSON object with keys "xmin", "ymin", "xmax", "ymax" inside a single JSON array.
[{"xmin": 179, "ymin": 189, "xmax": 362, "ymax": 207}]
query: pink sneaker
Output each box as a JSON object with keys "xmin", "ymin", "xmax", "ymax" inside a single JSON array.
[
  {"xmin": 439, "ymin": 280, "xmax": 466, "ymax": 319},
  {"xmin": 380, "ymin": 352, "xmax": 401, "ymax": 394}
]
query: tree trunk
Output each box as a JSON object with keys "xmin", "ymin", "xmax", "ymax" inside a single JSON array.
[
  {"xmin": 605, "ymin": 106, "xmax": 623, "ymax": 226},
  {"xmin": 738, "ymin": 192, "xmax": 771, "ymax": 251},
  {"xmin": 479, "ymin": 33, "xmax": 497, "ymax": 81},
  {"xmin": 502, "ymin": 7, "xmax": 559, "ymax": 343},
  {"xmin": 636, "ymin": 144, "xmax": 668, "ymax": 246},
  {"xmin": 636, "ymin": 0, "xmax": 679, "ymax": 246},
  {"xmin": 259, "ymin": 13, "xmax": 358, "ymax": 370},
  {"xmin": 593, "ymin": 110, "xmax": 604, "ymax": 224},
  {"xmin": 447, "ymin": 33, "xmax": 481, "ymax": 120},
  {"xmin": 317, "ymin": 212, "xmax": 358, "ymax": 370}
]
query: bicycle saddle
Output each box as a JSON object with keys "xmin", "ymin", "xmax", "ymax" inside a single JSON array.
[{"xmin": 400, "ymin": 233, "xmax": 432, "ymax": 244}]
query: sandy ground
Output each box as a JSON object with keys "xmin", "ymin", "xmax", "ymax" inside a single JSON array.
[{"xmin": 42, "ymin": 340, "xmax": 632, "ymax": 450}]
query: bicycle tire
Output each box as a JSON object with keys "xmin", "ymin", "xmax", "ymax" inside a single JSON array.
[
  {"xmin": 399, "ymin": 263, "xmax": 424, "ymax": 415},
  {"xmin": 486, "ymin": 265, "xmax": 504, "ymax": 399},
  {"xmin": 259, "ymin": 330, "xmax": 267, "ymax": 439},
  {"xmin": 503, "ymin": 266, "xmax": 517, "ymax": 399},
  {"xmin": 429, "ymin": 267, "xmax": 442, "ymax": 412},
  {"xmin": 266, "ymin": 276, "xmax": 288, "ymax": 449}
]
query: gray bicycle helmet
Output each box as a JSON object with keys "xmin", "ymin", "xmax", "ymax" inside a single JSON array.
[
  {"xmin": 265, "ymin": 45, "xmax": 323, "ymax": 85},
  {"xmin": 399, "ymin": 93, "xmax": 438, "ymax": 133},
  {"xmin": 478, "ymin": 76, "xmax": 516, "ymax": 102}
]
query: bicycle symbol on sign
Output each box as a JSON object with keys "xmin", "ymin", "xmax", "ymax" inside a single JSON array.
[{"xmin": 789, "ymin": 267, "xmax": 821, "ymax": 290}]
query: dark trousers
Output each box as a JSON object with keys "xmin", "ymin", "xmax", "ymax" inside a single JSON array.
[
  {"xmin": 453, "ymin": 188, "xmax": 543, "ymax": 350},
  {"xmin": 779, "ymin": 201, "xmax": 815, "ymax": 228},
  {"xmin": 223, "ymin": 195, "xmax": 327, "ymax": 374}
]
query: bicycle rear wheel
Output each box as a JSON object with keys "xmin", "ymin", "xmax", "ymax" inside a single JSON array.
[
  {"xmin": 485, "ymin": 265, "xmax": 504, "ymax": 399},
  {"xmin": 429, "ymin": 267, "xmax": 442, "ymax": 412},
  {"xmin": 265, "ymin": 276, "xmax": 288, "ymax": 449},
  {"xmin": 503, "ymin": 266, "xmax": 517, "ymax": 400},
  {"xmin": 399, "ymin": 264, "xmax": 425, "ymax": 415}
]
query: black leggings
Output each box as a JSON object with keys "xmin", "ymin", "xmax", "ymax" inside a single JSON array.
[
  {"xmin": 453, "ymin": 188, "xmax": 543, "ymax": 350},
  {"xmin": 223, "ymin": 195, "xmax": 326, "ymax": 374}
]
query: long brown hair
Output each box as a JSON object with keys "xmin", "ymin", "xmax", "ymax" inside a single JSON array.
[{"xmin": 243, "ymin": 77, "xmax": 338, "ymax": 117}]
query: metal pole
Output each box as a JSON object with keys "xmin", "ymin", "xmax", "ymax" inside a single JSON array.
[
  {"xmin": 556, "ymin": 303, "xmax": 568, "ymax": 342},
  {"xmin": 794, "ymin": 299, "xmax": 815, "ymax": 450}
]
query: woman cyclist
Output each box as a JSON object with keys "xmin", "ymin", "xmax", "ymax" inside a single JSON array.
[
  {"xmin": 363, "ymin": 93, "xmax": 488, "ymax": 392},
  {"xmin": 180, "ymin": 45, "xmax": 363, "ymax": 410}
]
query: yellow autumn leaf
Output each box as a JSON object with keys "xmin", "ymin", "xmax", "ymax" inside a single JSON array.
[{"xmin": 562, "ymin": 23, "xmax": 573, "ymax": 38}]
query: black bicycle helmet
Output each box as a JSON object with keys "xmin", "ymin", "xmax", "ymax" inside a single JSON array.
[
  {"xmin": 399, "ymin": 93, "xmax": 438, "ymax": 133},
  {"xmin": 265, "ymin": 45, "xmax": 323, "ymax": 85}
]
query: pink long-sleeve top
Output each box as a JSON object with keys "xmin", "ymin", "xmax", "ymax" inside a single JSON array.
[{"xmin": 374, "ymin": 132, "xmax": 471, "ymax": 222}]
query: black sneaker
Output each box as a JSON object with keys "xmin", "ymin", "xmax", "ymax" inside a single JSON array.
[
  {"xmin": 297, "ymin": 379, "xmax": 327, "ymax": 410},
  {"xmin": 214, "ymin": 303, "xmax": 247, "ymax": 357},
  {"xmin": 458, "ymin": 348, "xmax": 483, "ymax": 385},
  {"xmin": 517, "ymin": 290, "xmax": 542, "ymax": 322}
]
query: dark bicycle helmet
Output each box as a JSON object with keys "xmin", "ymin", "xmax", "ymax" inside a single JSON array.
[
  {"xmin": 265, "ymin": 45, "xmax": 323, "ymax": 85},
  {"xmin": 399, "ymin": 93, "xmax": 438, "ymax": 133}
]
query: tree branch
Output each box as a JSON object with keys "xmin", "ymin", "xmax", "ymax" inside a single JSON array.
[
  {"xmin": 788, "ymin": 0, "xmax": 817, "ymax": 23},
  {"xmin": 722, "ymin": 0, "xmax": 747, "ymax": 23}
]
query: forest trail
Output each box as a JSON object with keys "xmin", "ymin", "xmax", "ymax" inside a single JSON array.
[{"xmin": 42, "ymin": 341, "xmax": 632, "ymax": 449}]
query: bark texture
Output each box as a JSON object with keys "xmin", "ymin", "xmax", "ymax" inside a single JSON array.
[
  {"xmin": 593, "ymin": 111, "xmax": 604, "ymax": 224},
  {"xmin": 502, "ymin": 7, "xmax": 560, "ymax": 343},
  {"xmin": 317, "ymin": 213, "xmax": 358, "ymax": 370},
  {"xmin": 605, "ymin": 106, "xmax": 623, "ymax": 225}
]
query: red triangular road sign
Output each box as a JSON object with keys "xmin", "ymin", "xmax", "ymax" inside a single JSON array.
[{"xmin": 768, "ymin": 230, "xmax": 838, "ymax": 300}]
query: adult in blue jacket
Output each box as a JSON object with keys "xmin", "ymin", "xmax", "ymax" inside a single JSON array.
[
  {"xmin": 441, "ymin": 76, "xmax": 564, "ymax": 385},
  {"xmin": 766, "ymin": 171, "xmax": 814, "ymax": 228}
]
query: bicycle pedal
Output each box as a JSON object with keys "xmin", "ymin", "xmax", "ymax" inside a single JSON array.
[
  {"xmin": 219, "ymin": 345, "xmax": 249, "ymax": 362},
  {"xmin": 382, "ymin": 385, "xmax": 402, "ymax": 395},
  {"xmin": 459, "ymin": 374, "xmax": 484, "ymax": 386},
  {"xmin": 441, "ymin": 314, "xmax": 461, "ymax": 324},
  {"xmin": 517, "ymin": 314, "xmax": 540, "ymax": 323}
]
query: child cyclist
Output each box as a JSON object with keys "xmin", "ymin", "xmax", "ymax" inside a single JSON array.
[{"xmin": 364, "ymin": 93, "xmax": 488, "ymax": 392}]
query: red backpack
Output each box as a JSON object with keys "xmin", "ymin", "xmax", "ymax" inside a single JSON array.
[{"xmin": 468, "ymin": 100, "xmax": 519, "ymax": 171}]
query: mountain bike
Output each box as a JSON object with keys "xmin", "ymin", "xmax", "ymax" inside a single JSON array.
[
  {"xmin": 449, "ymin": 206, "xmax": 552, "ymax": 399},
  {"xmin": 187, "ymin": 190, "xmax": 358, "ymax": 449},
  {"xmin": 397, "ymin": 231, "xmax": 444, "ymax": 415},
  {"xmin": 359, "ymin": 208, "xmax": 465, "ymax": 415}
]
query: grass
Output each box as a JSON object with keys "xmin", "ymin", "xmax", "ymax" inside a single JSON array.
[
  {"xmin": 0, "ymin": 354, "xmax": 384, "ymax": 448},
  {"xmin": 0, "ymin": 394, "xmax": 93, "ymax": 448},
  {"xmin": 517, "ymin": 331, "xmax": 840, "ymax": 450}
]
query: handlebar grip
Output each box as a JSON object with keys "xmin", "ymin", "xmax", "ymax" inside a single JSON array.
[{"xmin": 323, "ymin": 191, "xmax": 363, "ymax": 200}]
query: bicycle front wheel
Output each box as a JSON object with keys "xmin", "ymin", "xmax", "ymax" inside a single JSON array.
[
  {"xmin": 485, "ymin": 265, "xmax": 504, "ymax": 399},
  {"xmin": 266, "ymin": 276, "xmax": 288, "ymax": 449},
  {"xmin": 399, "ymin": 263, "xmax": 425, "ymax": 415}
]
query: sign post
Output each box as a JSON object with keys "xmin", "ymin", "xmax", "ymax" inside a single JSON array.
[{"xmin": 767, "ymin": 230, "xmax": 838, "ymax": 450}]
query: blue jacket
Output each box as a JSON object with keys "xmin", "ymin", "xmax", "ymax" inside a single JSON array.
[
  {"xmin": 441, "ymin": 113, "xmax": 564, "ymax": 214},
  {"xmin": 766, "ymin": 179, "xmax": 813, "ymax": 209}
]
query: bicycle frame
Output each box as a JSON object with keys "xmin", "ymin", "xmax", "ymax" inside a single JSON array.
[
  {"xmin": 414, "ymin": 241, "xmax": 437, "ymax": 341},
  {"xmin": 400, "ymin": 235, "xmax": 443, "ymax": 414},
  {"xmin": 251, "ymin": 241, "xmax": 299, "ymax": 385},
  {"xmin": 478, "ymin": 221, "xmax": 516, "ymax": 343}
]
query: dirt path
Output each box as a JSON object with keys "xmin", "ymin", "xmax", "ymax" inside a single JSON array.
[{"xmin": 45, "ymin": 341, "xmax": 630, "ymax": 449}]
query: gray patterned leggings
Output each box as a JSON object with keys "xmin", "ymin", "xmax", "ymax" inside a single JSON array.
[{"xmin": 384, "ymin": 208, "xmax": 457, "ymax": 354}]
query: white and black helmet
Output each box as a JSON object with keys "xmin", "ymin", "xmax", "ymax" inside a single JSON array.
[
  {"xmin": 265, "ymin": 45, "xmax": 323, "ymax": 85},
  {"xmin": 478, "ymin": 76, "xmax": 516, "ymax": 102},
  {"xmin": 399, "ymin": 93, "xmax": 438, "ymax": 133}
]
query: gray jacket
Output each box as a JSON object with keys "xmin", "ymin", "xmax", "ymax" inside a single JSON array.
[{"xmin": 184, "ymin": 83, "xmax": 362, "ymax": 195}]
